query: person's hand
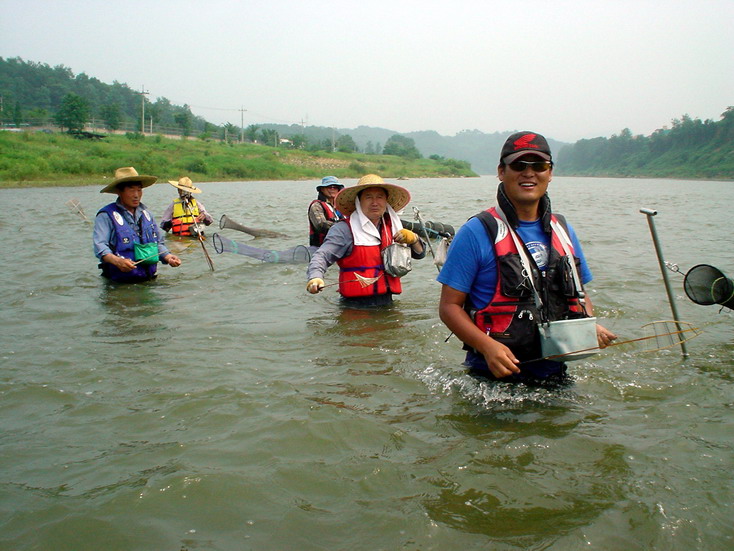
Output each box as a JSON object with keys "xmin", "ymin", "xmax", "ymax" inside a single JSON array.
[
  {"xmin": 596, "ymin": 324, "xmax": 617, "ymax": 348},
  {"xmin": 306, "ymin": 278, "xmax": 324, "ymax": 294},
  {"xmin": 394, "ymin": 228, "xmax": 418, "ymax": 245},
  {"xmin": 112, "ymin": 255, "xmax": 136, "ymax": 272},
  {"xmin": 163, "ymin": 254, "xmax": 182, "ymax": 267},
  {"xmin": 477, "ymin": 338, "xmax": 521, "ymax": 378}
]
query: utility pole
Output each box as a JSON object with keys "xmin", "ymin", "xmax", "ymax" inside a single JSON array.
[
  {"xmin": 239, "ymin": 106, "xmax": 247, "ymax": 143},
  {"xmin": 139, "ymin": 86, "xmax": 149, "ymax": 134}
]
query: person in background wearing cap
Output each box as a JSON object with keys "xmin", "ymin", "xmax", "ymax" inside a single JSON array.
[
  {"xmin": 437, "ymin": 132, "xmax": 616, "ymax": 383},
  {"xmin": 93, "ymin": 167, "xmax": 181, "ymax": 283},
  {"xmin": 160, "ymin": 176, "xmax": 213, "ymax": 237},
  {"xmin": 306, "ymin": 174, "xmax": 426, "ymax": 307},
  {"xmin": 308, "ymin": 176, "xmax": 345, "ymax": 246}
]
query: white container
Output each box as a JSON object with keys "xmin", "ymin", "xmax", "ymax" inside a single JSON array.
[{"xmin": 540, "ymin": 317, "xmax": 599, "ymax": 361}]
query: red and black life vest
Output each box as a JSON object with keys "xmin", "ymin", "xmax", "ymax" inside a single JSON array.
[
  {"xmin": 308, "ymin": 200, "xmax": 340, "ymax": 246},
  {"xmin": 336, "ymin": 216, "xmax": 402, "ymax": 298},
  {"xmin": 470, "ymin": 207, "xmax": 585, "ymax": 360}
]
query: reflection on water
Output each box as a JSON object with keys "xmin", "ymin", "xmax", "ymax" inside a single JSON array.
[{"xmin": 1, "ymin": 178, "xmax": 733, "ymax": 550}]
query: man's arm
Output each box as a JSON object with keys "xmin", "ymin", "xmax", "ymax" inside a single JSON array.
[
  {"xmin": 439, "ymin": 284, "xmax": 521, "ymax": 378},
  {"xmin": 308, "ymin": 202, "xmax": 336, "ymax": 234},
  {"xmin": 160, "ymin": 202, "xmax": 174, "ymax": 230},
  {"xmin": 306, "ymin": 223, "xmax": 353, "ymax": 293},
  {"xmin": 580, "ymin": 293, "xmax": 616, "ymax": 348},
  {"xmin": 196, "ymin": 200, "xmax": 214, "ymax": 225},
  {"xmin": 93, "ymin": 213, "xmax": 115, "ymax": 259}
]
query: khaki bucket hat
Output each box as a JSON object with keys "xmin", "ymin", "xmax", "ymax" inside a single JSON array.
[
  {"xmin": 168, "ymin": 176, "xmax": 202, "ymax": 194},
  {"xmin": 100, "ymin": 167, "xmax": 157, "ymax": 194},
  {"xmin": 334, "ymin": 174, "xmax": 411, "ymax": 215}
]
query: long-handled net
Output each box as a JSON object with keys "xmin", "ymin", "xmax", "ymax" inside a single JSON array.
[
  {"xmin": 400, "ymin": 218, "xmax": 455, "ymax": 238},
  {"xmin": 219, "ymin": 214, "xmax": 288, "ymax": 238},
  {"xmin": 183, "ymin": 198, "xmax": 214, "ymax": 271},
  {"xmin": 531, "ymin": 320, "xmax": 703, "ymax": 363},
  {"xmin": 212, "ymin": 233, "xmax": 317, "ymax": 263},
  {"xmin": 683, "ymin": 264, "xmax": 734, "ymax": 310},
  {"xmin": 66, "ymin": 199, "xmax": 90, "ymax": 224}
]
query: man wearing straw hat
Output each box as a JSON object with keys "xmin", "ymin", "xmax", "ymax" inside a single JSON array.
[
  {"xmin": 93, "ymin": 167, "xmax": 181, "ymax": 283},
  {"xmin": 308, "ymin": 175, "xmax": 345, "ymax": 246},
  {"xmin": 438, "ymin": 132, "xmax": 616, "ymax": 383},
  {"xmin": 306, "ymin": 174, "xmax": 425, "ymax": 306},
  {"xmin": 160, "ymin": 176, "xmax": 213, "ymax": 236}
]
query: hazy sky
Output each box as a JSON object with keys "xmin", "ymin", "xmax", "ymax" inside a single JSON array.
[{"xmin": 1, "ymin": 0, "xmax": 732, "ymax": 142}]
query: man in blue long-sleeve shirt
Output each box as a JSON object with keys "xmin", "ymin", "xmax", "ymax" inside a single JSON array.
[{"xmin": 93, "ymin": 167, "xmax": 181, "ymax": 283}]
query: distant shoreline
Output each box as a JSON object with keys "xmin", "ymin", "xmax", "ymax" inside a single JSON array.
[{"xmin": 0, "ymin": 131, "xmax": 478, "ymax": 189}]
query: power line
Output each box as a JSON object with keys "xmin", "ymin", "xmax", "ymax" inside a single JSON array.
[{"xmin": 188, "ymin": 103, "xmax": 302, "ymax": 126}]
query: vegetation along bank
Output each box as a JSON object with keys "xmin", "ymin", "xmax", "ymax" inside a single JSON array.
[{"xmin": 0, "ymin": 131, "xmax": 477, "ymax": 188}]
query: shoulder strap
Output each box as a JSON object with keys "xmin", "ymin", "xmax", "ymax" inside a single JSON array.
[
  {"xmin": 474, "ymin": 210, "xmax": 498, "ymax": 242},
  {"xmin": 553, "ymin": 212, "xmax": 568, "ymax": 232}
]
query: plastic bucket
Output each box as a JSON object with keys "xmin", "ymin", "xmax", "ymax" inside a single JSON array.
[{"xmin": 540, "ymin": 317, "xmax": 598, "ymax": 362}]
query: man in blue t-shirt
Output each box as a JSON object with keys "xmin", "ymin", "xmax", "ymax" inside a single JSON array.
[{"xmin": 437, "ymin": 131, "xmax": 616, "ymax": 382}]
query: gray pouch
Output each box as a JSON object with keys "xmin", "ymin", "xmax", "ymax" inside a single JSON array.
[{"xmin": 382, "ymin": 243, "xmax": 412, "ymax": 277}]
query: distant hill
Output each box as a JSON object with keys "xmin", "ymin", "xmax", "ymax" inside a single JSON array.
[{"xmin": 251, "ymin": 124, "xmax": 569, "ymax": 174}]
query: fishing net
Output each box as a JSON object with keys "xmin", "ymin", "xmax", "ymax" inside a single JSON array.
[
  {"xmin": 683, "ymin": 264, "xmax": 734, "ymax": 309},
  {"xmin": 212, "ymin": 233, "xmax": 317, "ymax": 263},
  {"xmin": 66, "ymin": 199, "xmax": 90, "ymax": 223},
  {"xmin": 400, "ymin": 219, "xmax": 455, "ymax": 238},
  {"xmin": 640, "ymin": 320, "xmax": 703, "ymax": 351}
]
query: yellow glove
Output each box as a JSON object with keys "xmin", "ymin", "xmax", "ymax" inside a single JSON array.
[
  {"xmin": 306, "ymin": 278, "xmax": 325, "ymax": 294},
  {"xmin": 394, "ymin": 228, "xmax": 419, "ymax": 245}
]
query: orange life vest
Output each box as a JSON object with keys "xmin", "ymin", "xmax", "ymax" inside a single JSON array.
[
  {"xmin": 336, "ymin": 216, "xmax": 402, "ymax": 298},
  {"xmin": 171, "ymin": 198, "xmax": 200, "ymax": 236}
]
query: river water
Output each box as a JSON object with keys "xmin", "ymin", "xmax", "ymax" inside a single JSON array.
[{"xmin": 1, "ymin": 176, "xmax": 732, "ymax": 550}]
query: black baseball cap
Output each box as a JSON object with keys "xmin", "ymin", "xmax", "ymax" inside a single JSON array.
[{"xmin": 500, "ymin": 131, "xmax": 552, "ymax": 164}]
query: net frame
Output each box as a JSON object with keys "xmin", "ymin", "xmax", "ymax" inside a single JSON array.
[
  {"xmin": 684, "ymin": 264, "xmax": 734, "ymax": 307},
  {"xmin": 212, "ymin": 233, "xmax": 316, "ymax": 264}
]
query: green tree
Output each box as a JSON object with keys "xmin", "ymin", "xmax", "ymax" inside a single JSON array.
[
  {"xmin": 336, "ymin": 134, "xmax": 357, "ymax": 153},
  {"xmin": 99, "ymin": 103, "xmax": 122, "ymax": 130},
  {"xmin": 245, "ymin": 124, "xmax": 260, "ymax": 142},
  {"xmin": 290, "ymin": 133, "xmax": 308, "ymax": 149},
  {"xmin": 222, "ymin": 122, "xmax": 238, "ymax": 142},
  {"xmin": 54, "ymin": 92, "xmax": 89, "ymax": 132},
  {"xmin": 383, "ymin": 134, "xmax": 422, "ymax": 159},
  {"xmin": 260, "ymin": 128, "xmax": 279, "ymax": 147},
  {"xmin": 12, "ymin": 101, "xmax": 22, "ymax": 126},
  {"xmin": 174, "ymin": 107, "xmax": 193, "ymax": 137}
]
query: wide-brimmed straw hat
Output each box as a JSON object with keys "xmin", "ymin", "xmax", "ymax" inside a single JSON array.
[
  {"xmin": 100, "ymin": 166, "xmax": 157, "ymax": 194},
  {"xmin": 334, "ymin": 174, "xmax": 411, "ymax": 215},
  {"xmin": 168, "ymin": 176, "xmax": 202, "ymax": 194}
]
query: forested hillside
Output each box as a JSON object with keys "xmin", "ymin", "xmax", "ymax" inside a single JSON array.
[
  {"xmin": 0, "ymin": 57, "xmax": 212, "ymax": 135},
  {"xmin": 556, "ymin": 110, "xmax": 734, "ymax": 180},
  {"xmin": 1, "ymin": 56, "xmax": 732, "ymax": 180}
]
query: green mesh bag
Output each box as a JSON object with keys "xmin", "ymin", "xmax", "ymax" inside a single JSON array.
[{"xmin": 134, "ymin": 242, "xmax": 159, "ymax": 265}]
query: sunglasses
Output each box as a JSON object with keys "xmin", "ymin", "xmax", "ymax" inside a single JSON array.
[{"xmin": 507, "ymin": 160, "xmax": 553, "ymax": 173}]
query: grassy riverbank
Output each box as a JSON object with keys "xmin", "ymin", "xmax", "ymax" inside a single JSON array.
[{"xmin": 0, "ymin": 131, "xmax": 477, "ymax": 188}]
